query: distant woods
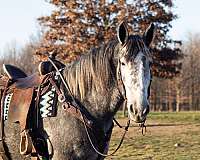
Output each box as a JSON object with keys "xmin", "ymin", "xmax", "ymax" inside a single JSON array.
[
  {"xmin": 150, "ymin": 34, "xmax": 200, "ymax": 112},
  {"xmin": 0, "ymin": 0, "xmax": 200, "ymax": 111}
]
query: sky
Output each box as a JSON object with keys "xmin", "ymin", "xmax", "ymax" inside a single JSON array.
[
  {"xmin": 168, "ymin": 0, "xmax": 200, "ymax": 41},
  {"xmin": 0, "ymin": 0, "xmax": 53, "ymax": 53},
  {"xmin": 0, "ymin": 0, "xmax": 200, "ymax": 53}
]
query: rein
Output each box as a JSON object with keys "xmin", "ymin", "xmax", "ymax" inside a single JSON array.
[{"xmin": 48, "ymin": 57, "xmax": 131, "ymax": 157}]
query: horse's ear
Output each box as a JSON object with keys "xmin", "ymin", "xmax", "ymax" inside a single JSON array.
[
  {"xmin": 143, "ymin": 23, "xmax": 155, "ymax": 47},
  {"xmin": 117, "ymin": 21, "xmax": 129, "ymax": 45}
]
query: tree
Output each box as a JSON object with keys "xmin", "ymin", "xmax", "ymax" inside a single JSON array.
[
  {"xmin": 36, "ymin": 0, "xmax": 183, "ymax": 77},
  {"xmin": 149, "ymin": 34, "xmax": 200, "ymax": 112},
  {"xmin": 182, "ymin": 34, "xmax": 200, "ymax": 110}
]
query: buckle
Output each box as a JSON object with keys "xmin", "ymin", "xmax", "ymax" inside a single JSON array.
[{"xmin": 58, "ymin": 94, "xmax": 66, "ymax": 103}]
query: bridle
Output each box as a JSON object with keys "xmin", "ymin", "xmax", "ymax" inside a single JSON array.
[
  {"xmin": 117, "ymin": 59, "xmax": 126, "ymax": 99},
  {"xmin": 115, "ymin": 43, "xmax": 151, "ymax": 135},
  {"xmin": 48, "ymin": 57, "xmax": 131, "ymax": 157}
]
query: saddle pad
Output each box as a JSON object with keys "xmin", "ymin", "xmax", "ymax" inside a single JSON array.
[
  {"xmin": 2, "ymin": 72, "xmax": 61, "ymax": 122},
  {"xmin": 39, "ymin": 86, "xmax": 57, "ymax": 118},
  {"xmin": 39, "ymin": 73, "xmax": 60, "ymax": 118}
]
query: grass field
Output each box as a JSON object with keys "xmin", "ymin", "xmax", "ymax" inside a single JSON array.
[{"xmin": 106, "ymin": 112, "xmax": 200, "ymax": 160}]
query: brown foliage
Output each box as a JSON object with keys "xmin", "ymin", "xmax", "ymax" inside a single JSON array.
[{"xmin": 36, "ymin": 0, "xmax": 183, "ymax": 77}]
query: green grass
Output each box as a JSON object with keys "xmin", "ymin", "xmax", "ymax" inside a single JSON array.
[
  {"xmin": 109, "ymin": 131, "xmax": 200, "ymax": 160},
  {"xmin": 116, "ymin": 111, "xmax": 200, "ymax": 123},
  {"xmin": 106, "ymin": 112, "xmax": 200, "ymax": 160},
  {"xmin": 148, "ymin": 112, "xmax": 200, "ymax": 123}
]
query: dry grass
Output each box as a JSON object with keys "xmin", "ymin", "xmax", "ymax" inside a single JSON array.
[{"xmin": 106, "ymin": 112, "xmax": 200, "ymax": 160}]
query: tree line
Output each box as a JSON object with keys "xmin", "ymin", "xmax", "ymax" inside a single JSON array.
[
  {"xmin": 0, "ymin": 40, "xmax": 36, "ymax": 74},
  {"xmin": 150, "ymin": 34, "xmax": 200, "ymax": 112}
]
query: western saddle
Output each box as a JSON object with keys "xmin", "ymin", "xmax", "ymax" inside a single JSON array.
[{"xmin": 0, "ymin": 59, "xmax": 65, "ymax": 160}]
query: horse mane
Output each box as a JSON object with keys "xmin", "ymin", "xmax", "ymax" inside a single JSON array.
[{"xmin": 64, "ymin": 40, "xmax": 118, "ymax": 100}]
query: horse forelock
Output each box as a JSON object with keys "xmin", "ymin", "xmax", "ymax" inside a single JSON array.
[
  {"xmin": 120, "ymin": 35, "xmax": 152, "ymax": 62},
  {"xmin": 64, "ymin": 40, "xmax": 118, "ymax": 100}
]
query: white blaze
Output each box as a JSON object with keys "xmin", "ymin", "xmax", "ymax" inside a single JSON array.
[{"xmin": 120, "ymin": 51, "xmax": 150, "ymax": 121}]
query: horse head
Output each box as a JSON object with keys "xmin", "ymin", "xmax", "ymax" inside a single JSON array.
[{"xmin": 116, "ymin": 21, "xmax": 154, "ymax": 123}]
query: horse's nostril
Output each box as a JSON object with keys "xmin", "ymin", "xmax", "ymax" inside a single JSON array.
[
  {"xmin": 130, "ymin": 104, "xmax": 133, "ymax": 112},
  {"xmin": 130, "ymin": 104, "xmax": 138, "ymax": 115},
  {"xmin": 135, "ymin": 115, "xmax": 140, "ymax": 122},
  {"xmin": 134, "ymin": 108, "xmax": 138, "ymax": 115}
]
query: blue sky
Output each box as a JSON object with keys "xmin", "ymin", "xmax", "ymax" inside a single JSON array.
[
  {"xmin": 0, "ymin": 0, "xmax": 200, "ymax": 53},
  {"xmin": 168, "ymin": 0, "xmax": 200, "ymax": 40},
  {"xmin": 0, "ymin": 0, "xmax": 53, "ymax": 52}
]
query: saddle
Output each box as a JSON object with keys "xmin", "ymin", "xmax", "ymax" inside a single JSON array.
[
  {"xmin": 0, "ymin": 59, "xmax": 94, "ymax": 160},
  {"xmin": 0, "ymin": 59, "xmax": 65, "ymax": 159},
  {"xmin": 3, "ymin": 59, "xmax": 65, "ymax": 80},
  {"xmin": 2, "ymin": 59, "xmax": 65, "ymax": 122}
]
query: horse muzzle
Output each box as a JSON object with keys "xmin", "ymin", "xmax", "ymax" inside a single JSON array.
[{"xmin": 128, "ymin": 104, "xmax": 149, "ymax": 123}]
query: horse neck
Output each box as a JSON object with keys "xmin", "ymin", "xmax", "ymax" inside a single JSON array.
[{"xmin": 63, "ymin": 49, "xmax": 123, "ymax": 121}]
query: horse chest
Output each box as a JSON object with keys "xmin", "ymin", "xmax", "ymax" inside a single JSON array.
[{"xmin": 42, "ymin": 109, "xmax": 101, "ymax": 160}]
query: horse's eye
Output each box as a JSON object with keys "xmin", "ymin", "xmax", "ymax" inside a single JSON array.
[{"xmin": 121, "ymin": 62, "xmax": 125, "ymax": 66}]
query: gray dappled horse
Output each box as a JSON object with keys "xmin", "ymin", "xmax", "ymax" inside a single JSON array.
[{"xmin": 4, "ymin": 22, "xmax": 154, "ymax": 160}]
